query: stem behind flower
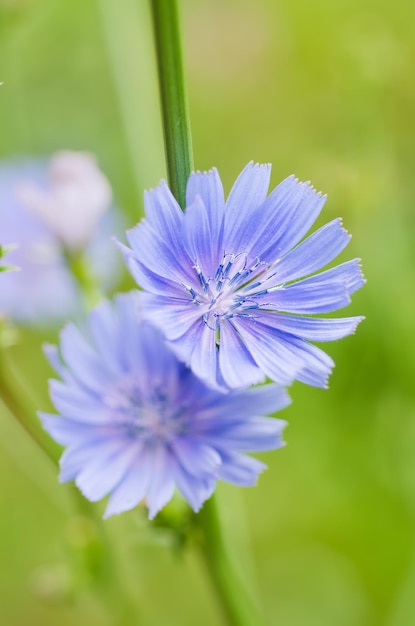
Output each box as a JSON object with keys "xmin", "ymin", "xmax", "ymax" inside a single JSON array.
[
  {"xmin": 197, "ymin": 497, "xmax": 265, "ymax": 626},
  {"xmin": 150, "ymin": 0, "xmax": 194, "ymax": 209},
  {"xmin": 150, "ymin": 2, "xmax": 265, "ymax": 624}
]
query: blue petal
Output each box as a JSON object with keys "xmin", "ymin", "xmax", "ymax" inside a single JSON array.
[
  {"xmin": 206, "ymin": 417, "xmax": 287, "ymax": 452},
  {"xmin": 255, "ymin": 313, "xmax": 364, "ymax": 341},
  {"xmin": 140, "ymin": 293, "xmax": 201, "ymax": 341},
  {"xmin": 116, "ymin": 240, "xmax": 185, "ymax": 297},
  {"xmin": 75, "ymin": 439, "xmax": 139, "ymax": 502},
  {"xmin": 189, "ymin": 325, "xmax": 219, "ymax": 387},
  {"xmin": 88, "ymin": 300, "xmax": 123, "ymax": 375},
  {"xmin": 281, "ymin": 337, "xmax": 334, "ymax": 388},
  {"xmin": 227, "ymin": 174, "xmax": 304, "ymax": 263},
  {"xmin": 44, "ymin": 343, "xmax": 90, "ymax": 391},
  {"xmin": 43, "ymin": 344, "xmax": 69, "ymax": 380},
  {"xmin": 256, "ymin": 259, "xmax": 364, "ymax": 314},
  {"xmin": 116, "ymin": 292, "xmax": 151, "ymax": 372},
  {"xmin": 40, "ymin": 412, "xmax": 108, "ymax": 446},
  {"xmin": 242, "ymin": 320, "xmax": 334, "ymax": 388},
  {"xmin": 186, "ymin": 167, "xmax": 225, "ymax": 260},
  {"xmin": 217, "ymin": 452, "xmax": 267, "ymax": 486},
  {"xmin": 255, "ymin": 181, "xmax": 327, "ymax": 262},
  {"xmin": 59, "ymin": 435, "xmax": 130, "ymax": 483},
  {"xmin": 132, "ymin": 325, "xmax": 187, "ymax": 398},
  {"xmin": 256, "ymin": 283, "xmax": 351, "ymax": 314},
  {"xmin": 171, "ymin": 438, "xmax": 221, "ymax": 478},
  {"xmin": 49, "ymin": 379, "xmax": 109, "ymax": 423},
  {"xmin": 60, "ymin": 443, "xmax": 101, "ymax": 482},
  {"xmin": 254, "ymin": 218, "xmax": 351, "ymax": 288},
  {"xmin": 183, "ymin": 195, "xmax": 220, "ymax": 277},
  {"xmin": 168, "ymin": 319, "xmax": 205, "ymax": 367},
  {"xmin": 126, "ymin": 219, "xmax": 194, "ymax": 284},
  {"xmin": 232, "ymin": 317, "xmax": 305, "ymax": 385},
  {"xmin": 59, "ymin": 323, "xmax": 113, "ymax": 393},
  {"xmin": 197, "ymin": 384, "xmax": 291, "ymax": 424},
  {"xmin": 224, "ymin": 162, "xmax": 271, "ymax": 253},
  {"xmin": 144, "ymin": 180, "xmax": 184, "ymax": 252},
  {"xmin": 103, "ymin": 450, "xmax": 152, "ymax": 518},
  {"xmin": 319, "ymin": 259, "xmax": 366, "ymax": 295},
  {"xmin": 146, "ymin": 447, "xmax": 176, "ymax": 519},
  {"xmin": 219, "ymin": 320, "xmax": 265, "ymax": 388},
  {"xmin": 173, "ymin": 461, "xmax": 216, "ymax": 512}
]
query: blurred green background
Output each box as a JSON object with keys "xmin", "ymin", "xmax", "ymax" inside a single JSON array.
[{"xmin": 1, "ymin": 0, "xmax": 414, "ymax": 624}]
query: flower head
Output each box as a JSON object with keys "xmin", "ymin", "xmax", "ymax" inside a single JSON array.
[
  {"xmin": 120, "ymin": 162, "xmax": 365, "ymax": 390},
  {"xmin": 40, "ymin": 293, "xmax": 289, "ymax": 519},
  {"xmin": 0, "ymin": 156, "xmax": 121, "ymax": 325}
]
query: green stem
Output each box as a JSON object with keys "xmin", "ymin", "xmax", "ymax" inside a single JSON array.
[
  {"xmin": 197, "ymin": 497, "xmax": 264, "ymax": 626},
  {"xmin": 0, "ymin": 359, "xmax": 60, "ymax": 466},
  {"xmin": 65, "ymin": 250, "xmax": 103, "ymax": 309},
  {"xmin": 150, "ymin": 0, "xmax": 193, "ymax": 208},
  {"xmin": 150, "ymin": 2, "xmax": 264, "ymax": 624}
]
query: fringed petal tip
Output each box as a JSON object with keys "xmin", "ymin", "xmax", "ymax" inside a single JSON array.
[
  {"xmin": 347, "ymin": 315, "xmax": 365, "ymax": 335},
  {"xmin": 356, "ymin": 260, "xmax": 367, "ymax": 282},
  {"xmin": 295, "ymin": 177, "xmax": 327, "ymax": 199},
  {"xmin": 192, "ymin": 166, "xmax": 219, "ymax": 176},
  {"xmin": 144, "ymin": 178, "xmax": 169, "ymax": 195},
  {"xmin": 275, "ymin": 418, "xmax": 289, "ymax": 432}
]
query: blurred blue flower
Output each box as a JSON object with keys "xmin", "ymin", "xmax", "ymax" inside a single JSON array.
[
  {"xmin": 120, "ymin": 162, "xmax": 365, "ymax": 390},
  {"xmin": 40, "ymin": 292, "xmax": 289, "ymax": 519},
  {"xmin": 0, "ymin": 154, "xmax": 122, "ymax": 325}
]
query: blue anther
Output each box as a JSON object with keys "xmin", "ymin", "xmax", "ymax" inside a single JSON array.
[{"xmin": 223, "ymin": 260, "xmax": 233, "ymax": 276}]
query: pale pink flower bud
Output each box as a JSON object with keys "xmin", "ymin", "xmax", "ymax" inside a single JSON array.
[{"xmin": 18, "ymin": 151, "xmax": 112, "ymax": 250}]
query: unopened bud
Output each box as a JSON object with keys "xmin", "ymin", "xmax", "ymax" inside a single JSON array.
[{"xmin": 18, "ymin": 151, "xmax": 112, "ymax": 251}]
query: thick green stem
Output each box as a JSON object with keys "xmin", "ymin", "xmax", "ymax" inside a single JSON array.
[
  {"xmin": 197, "ymin": 497, "xmax": 264, "ymax": 626},
  {"xmin": 150, "ymin": 2, "xmax": 264, "ymax": 624},
  {"xmin": 150, "ymin": 0, "xmax": 193, "ymax": 208}
]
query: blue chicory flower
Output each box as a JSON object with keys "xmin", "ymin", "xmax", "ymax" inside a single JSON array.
[
  {"xmin": 0, "ymin": 155, "xmax": 122, "ymax": 325},
  {"xmin": 119, "ymin": 162, "xmax": 365, "ymax": 390},
  {"xmin": 40, "ymin": 292, "xmax": 289, "ymax": 519}
]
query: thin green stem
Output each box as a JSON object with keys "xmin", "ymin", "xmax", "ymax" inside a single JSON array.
[
  {"xmin": 150, "ymin": 2, "xmax": 264, "ymax": 624},
  {"xmin": 65, "ymin": 250, "xmax": 103, "ymax": 310},
  {"xmin": 150, "ymin": 0, "xmax": 193, "ymax": 208},
  {"xmin": 0, "ymin": 358, "xmax": 60, "ymax": 466}
]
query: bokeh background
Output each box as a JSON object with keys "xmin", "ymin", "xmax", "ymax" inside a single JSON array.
[{"xmin": 1, "ymin": 0, "xmax": 415, "ymax": 624}]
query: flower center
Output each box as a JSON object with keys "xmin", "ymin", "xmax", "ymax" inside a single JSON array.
[
  {"xmin": 104, "ymin": 379, "xmax": 187, "ymax": 445},
  {"xmin": 186, "ymin": 252, "xmax": 266, "ymax": 331}
]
